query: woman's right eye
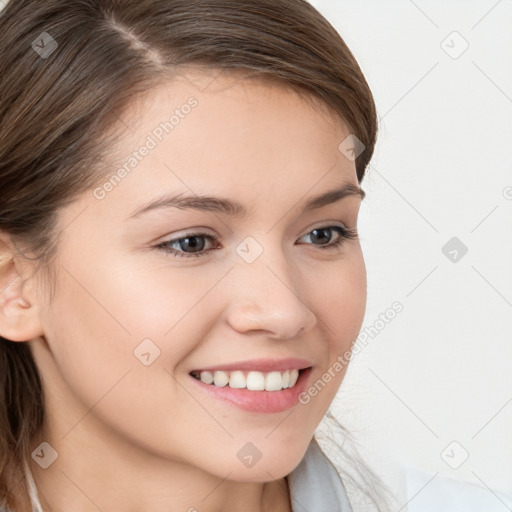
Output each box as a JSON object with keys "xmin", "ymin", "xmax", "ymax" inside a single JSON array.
[{"xmin": 154, "ymin": 232, "xmax": 220, "ymax": 259}]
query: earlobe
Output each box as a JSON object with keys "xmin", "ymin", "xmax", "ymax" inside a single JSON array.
[{"xmin": 0, "ymin": 239, "xmax": 44, "ymax": 343}]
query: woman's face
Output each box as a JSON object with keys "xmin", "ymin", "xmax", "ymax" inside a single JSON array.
[{"xmin": 30, "ymin": 70, "xmax": 367, "ymax": 482}]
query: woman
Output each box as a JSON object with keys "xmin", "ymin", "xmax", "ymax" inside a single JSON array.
[{"xmin": 0, "ymin": 1, "xmax": 391, "ymax": 510}]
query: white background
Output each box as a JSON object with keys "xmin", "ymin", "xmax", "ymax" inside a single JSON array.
[{"xmin": 309, "ymin": 1, "xmax": 512, "ymax": 510}]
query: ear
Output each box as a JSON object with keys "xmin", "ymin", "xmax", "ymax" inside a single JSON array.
[{"xmin": 0, "ymin": 233, "xmax": 45, "ymax": 342}]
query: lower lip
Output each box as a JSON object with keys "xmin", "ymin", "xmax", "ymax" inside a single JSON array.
[{"xmin": 188, "ymin": 367, "xmax": 313, "ymax": 413}]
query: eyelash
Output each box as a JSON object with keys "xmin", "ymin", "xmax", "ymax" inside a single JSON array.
[{"xmin": 154, "ymin": 225, "xmax": 359, "ymax": 259}]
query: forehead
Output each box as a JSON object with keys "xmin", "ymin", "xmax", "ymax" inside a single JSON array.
[
  {"xmin": 123, "ymin": 70, "xmax": 351, "ymax": 165},
  {"xmin": 63, "ymin": 70, "xmax": 359, "ymax": 228}
]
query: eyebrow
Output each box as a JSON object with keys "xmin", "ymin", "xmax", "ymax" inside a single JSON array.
[{"xmin": 127, "ymin": 182, "xmax": 365, "ymax": 220}]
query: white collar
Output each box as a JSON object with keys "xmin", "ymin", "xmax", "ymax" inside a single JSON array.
[
  {"xmin": 24, "ymin": 457, "xmax": 43, "ymax": 512},
  {"xmin": 287, "ymin": 437, "xmax": 353, "ymax": 512}
]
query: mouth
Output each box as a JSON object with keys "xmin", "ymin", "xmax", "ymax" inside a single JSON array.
[
  {"xmin": 188, "ymin": 366, "xmax": 314, "ymax": 413},
  {"xmin": 189, "ymin": 367, "xmax": 311, "ymax": 392}
]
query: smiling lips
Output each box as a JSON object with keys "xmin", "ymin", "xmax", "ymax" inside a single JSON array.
[
  {"xmin": 189, "ymin": 366, "xmax": 313, "ymax": 413},
  {"xmin": 189, "ymin": 357, "xmax": 312, "ymax": 392}
]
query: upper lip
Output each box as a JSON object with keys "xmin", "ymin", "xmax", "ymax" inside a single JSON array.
[{"xmin": 190, "ymin": 358, "xmax": 313, "ymax": 373}]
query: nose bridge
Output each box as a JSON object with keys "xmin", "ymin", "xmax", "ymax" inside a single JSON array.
[{"xmin": 224, "ymin": 235, "xmax": 317, "ymax": 337}]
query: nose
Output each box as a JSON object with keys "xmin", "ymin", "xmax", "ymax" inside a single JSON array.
[{"xmin": 224, "ymin": 248, "xmax": 317, "ymax": 339}]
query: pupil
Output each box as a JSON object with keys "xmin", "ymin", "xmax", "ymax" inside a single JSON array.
[
  {"xmin": 182, "ymin": 236, "xmax": 204, "ymax": 252},
  {"xmin": 312, "ymin": 228, "xmax": 330, "ymax": 245}
]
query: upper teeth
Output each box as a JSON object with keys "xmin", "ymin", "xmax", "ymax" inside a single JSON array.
[{"xmin": 192, "ymin": 369, "xmax": 301, "ymax": 391}]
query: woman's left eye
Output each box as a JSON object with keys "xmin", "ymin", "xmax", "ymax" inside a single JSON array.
[{"xmin": 154, "ymin": 225, "xmax": 358, "ymax": 259}]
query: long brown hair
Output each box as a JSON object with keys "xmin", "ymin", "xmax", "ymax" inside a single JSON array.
[{"xmin": 0, "ymin": 1, "xmax": 383, "ymax": 510}]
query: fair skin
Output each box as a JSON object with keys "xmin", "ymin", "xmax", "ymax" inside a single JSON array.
[{"xmin": 0, "ymin": 70, "xmax": 366, "ymax": 512}]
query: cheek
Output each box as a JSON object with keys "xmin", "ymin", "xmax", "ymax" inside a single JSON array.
[
  {"xmin": 41, "ymin": 266, "xmax": 211, "ymax": 456},
  {"xmin": 310, "ymin": 251, "xmax": 366, "ymax": 400},
  {"xmin": 99, "ymin": 262, "xmax": 225, "ymax": 368},
  {"xmin": 42, "ymin": 268, "xmax": 136, "ymax": 399},
  {"xmin": 317, "ymin": 250, "xmax": 367, "ymax": 346}
]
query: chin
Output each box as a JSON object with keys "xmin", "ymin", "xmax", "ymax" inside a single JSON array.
[{"xmin": 226, "ymin": 441, "xmax": 310, "ymax": 482}]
